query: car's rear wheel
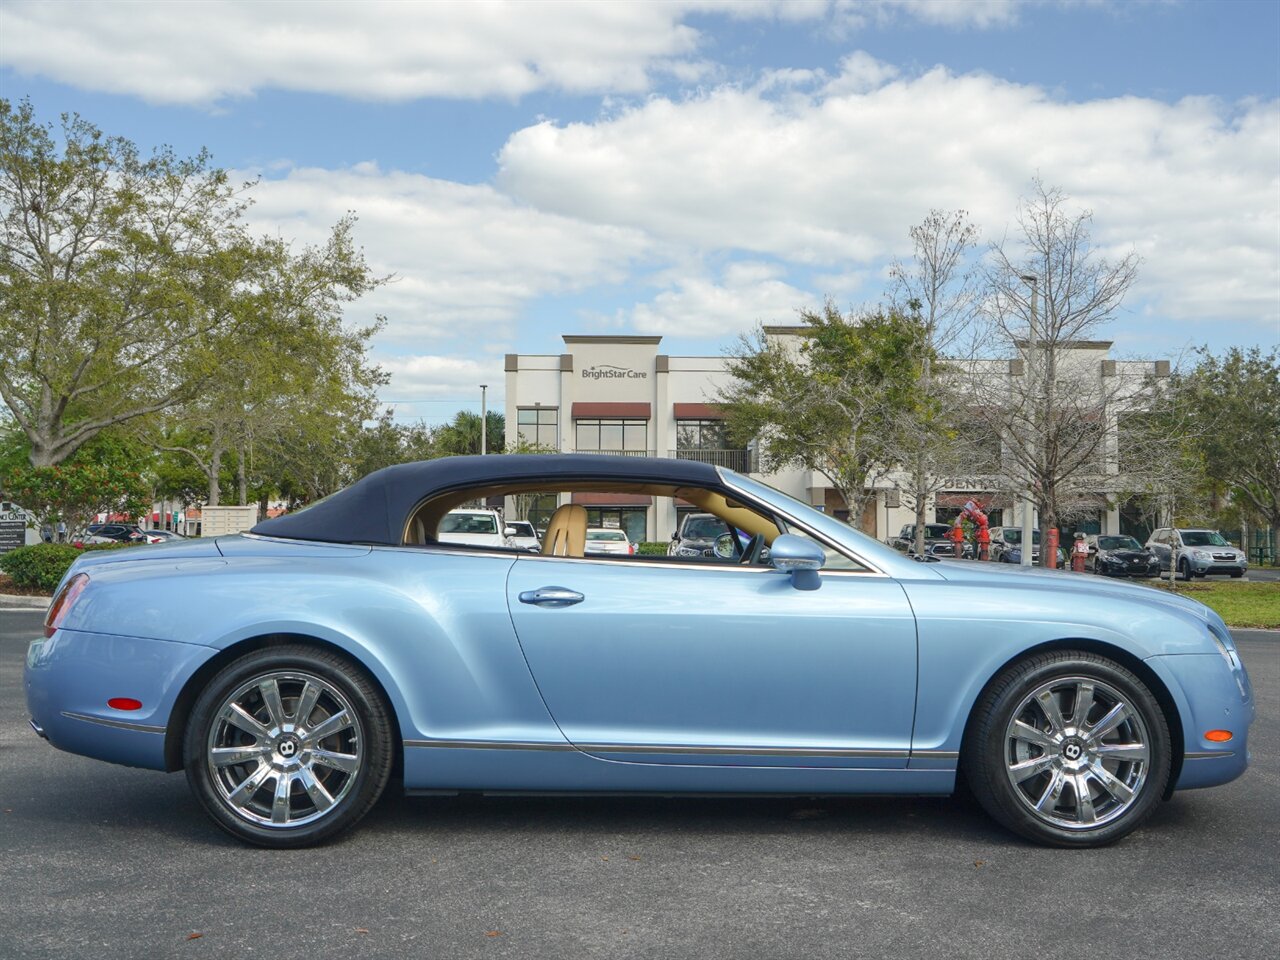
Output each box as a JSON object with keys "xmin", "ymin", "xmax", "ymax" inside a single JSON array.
[
  {"xmin": 184, "ymin": 645, "xmax": 393, "ymax": 848},
  {"xmin": 963, "ymin": 651, "xmax": 1171, "ymax": 847}
]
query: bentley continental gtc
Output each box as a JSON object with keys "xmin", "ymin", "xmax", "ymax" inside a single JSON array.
[{"xmin": 25, "ymin": 455, "xmax": 1253, "ymax": 848}]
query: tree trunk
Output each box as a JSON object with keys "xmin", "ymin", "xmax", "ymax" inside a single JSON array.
[
  {"xmin": 236, "ymin": 449, "xmax": 248, "ymax": 506},
  {"xmin": 206, "ymin": 444, "xmax": 223, "ymax": 507}
]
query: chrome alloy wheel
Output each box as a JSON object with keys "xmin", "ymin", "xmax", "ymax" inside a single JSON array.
[
  {"xmin": 1004, "ymin": 676, "xmax": 1150, "ymax": 830},
  {"xmin": 205, "ymin": 671, "xmax": 363, "ymax": 829}
]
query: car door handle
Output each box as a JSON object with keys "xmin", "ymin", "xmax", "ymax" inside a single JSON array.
[{"xmin": 518, "ymin": 586, "xmax": 584, "ymax": 607}]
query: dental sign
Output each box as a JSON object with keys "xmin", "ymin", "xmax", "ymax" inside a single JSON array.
[{"xmin": 582, "ymin": 364, "xmax": 648, "ymax": 381}]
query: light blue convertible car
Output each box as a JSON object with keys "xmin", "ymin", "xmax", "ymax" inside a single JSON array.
[{"xmin": 25, "ymin": 455, "xmax": 1253, "ymax": 848}]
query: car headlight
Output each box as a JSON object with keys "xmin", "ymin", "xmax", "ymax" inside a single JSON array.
[
  {"xmin": 676, "ymin": 547, "xmax": 701, "ymax": 557},
  {"xmin": 1192, "ymin": 549, "xmax": 1212, "ymax": 560}
]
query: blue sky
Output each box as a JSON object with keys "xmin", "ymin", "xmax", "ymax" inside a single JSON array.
[{"xmin": 2, "ymin": 0, "xmax": 1277, "ymax": 423}]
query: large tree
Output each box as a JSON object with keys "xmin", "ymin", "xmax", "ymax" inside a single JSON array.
[
  {"xmin": 156, "ymin": 219, "xmax": 386, "ymax": 505},
  {"xmin": 971, "ymin": 181, "xmax": 1143, "ymax": 538},
  {"xmin": 719, "ymin": 302, "xmax": 927, "ymax": 527},
  {"xmin": 1167, "ymin": 346, "xmax": 1280, "ymax": 561},
  {"xmin": 0, "ymin": 99, "xmax": 259, "ymax": 466}
]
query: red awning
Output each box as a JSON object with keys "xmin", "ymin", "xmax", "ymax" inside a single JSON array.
[
  {"xmin": 571, "ymin": 402, "xmax": 651, "ymax": 419},
  {"xmin": 673, "ymin": 403, "xmax": 725, "ymax": 419}
]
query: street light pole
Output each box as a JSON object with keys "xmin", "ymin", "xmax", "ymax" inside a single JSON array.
[
  {"xmin": 1019, "ymin": 275, "xmax": 1038, "ymax": 567},
  {"xmin": 479, "ymin": 384, "xmax": 488, "ymax": 456}
]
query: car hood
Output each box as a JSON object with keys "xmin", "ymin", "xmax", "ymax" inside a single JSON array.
[{"xmin": 930, "ymin": 559, "xmax": 1210, "ymax": 620}]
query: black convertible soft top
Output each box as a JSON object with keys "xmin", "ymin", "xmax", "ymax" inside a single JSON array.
[{"xmin": 250, "ymin": 454, "xmax": 721, "ymax": 545}]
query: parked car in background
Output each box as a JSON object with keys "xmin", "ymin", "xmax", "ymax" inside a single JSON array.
[
  {"xmin": 889, "ymin": 523, "xmax": 959, "ymax": 557},
  {"xmin": 504, "ymin": 520, "xmax": 540, "ymax": 552},
  {"xmin": 436, "ymin": 509, "xmax": 513, "ymax": 549},
  {"xmin": 70, "ymin": 530, "xmax": 118, "ymax": 547},
  {"xmin": 1086, "ymin": 535, "xmax": 1160, "ymax": 578},
  {"xmin": 584, "ymin": 527, "xmax": 635, "ymax": 556},
  {"xmin": 669, "ymin": 512, "xmax": 733, "ymax": 558},
  {"xmin": 1146, "ymin": 528, "xmax": 1248, "ymax": 580},
  {"xmin": 26, "ymin": 453, "xmax": 1253, "ymax": 850},
  {"xmin": 989, "ymin": 527, "xmax": 1066, "ymax": 566},
  {"xmin": 87, "ymin": 523, "xmax": 163, "ymax": 544},
  {"xmin": 143, "ymin": 529, "xmax": 188, "ymax": 542}
]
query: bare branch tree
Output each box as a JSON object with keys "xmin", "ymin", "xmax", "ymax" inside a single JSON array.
[{"xmin": 967, "ymin": 181, "xmax": 1144, "ymax": 539}]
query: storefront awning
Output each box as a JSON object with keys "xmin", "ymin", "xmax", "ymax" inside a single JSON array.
[
  {"xmin": 673, "ymin": 403, "xmax": 726, "ymax": 420},
  {"xmin": 571, "ymin": 402, "xmax": 651, "ymax": 419}
]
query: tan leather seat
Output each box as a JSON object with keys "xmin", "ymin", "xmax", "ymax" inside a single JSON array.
[{"xmin": 541, "ymin": 504, "xmax": 587, "ymax": 557}]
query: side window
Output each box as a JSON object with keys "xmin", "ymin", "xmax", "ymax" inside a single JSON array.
[{"xmin": 778, "ymin": 525, "xmax": 869, "ymax": 572}]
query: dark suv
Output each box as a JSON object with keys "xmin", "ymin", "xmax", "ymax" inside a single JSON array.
[{"xmin": 890, "ymin": 523, "xmax": 968, "ymax": 558}]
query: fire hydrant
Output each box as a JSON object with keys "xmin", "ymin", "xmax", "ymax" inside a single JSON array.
[
  {"xmin": 977, "ymin": 524, "xmax": 991, "ymax": 562},
  {"xmin": 1046, "ymin": 527, "xmax": 1060, "ymax": 569},
  {"xmin": 1071, "ymin": 533, "xmax": 1089, "ymax": 573},
  {"xmin": 949, "ymin": 521, "xmax": 965, "ymax": 558}
]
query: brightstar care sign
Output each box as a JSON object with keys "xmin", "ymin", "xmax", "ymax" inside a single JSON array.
[{"xmin": 581, "ymin": 364, "xmax": 648, "ymax": 381}]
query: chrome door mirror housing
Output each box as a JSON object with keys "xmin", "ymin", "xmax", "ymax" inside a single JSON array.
[{"xmin": 770, "ymin": 534, "xmax": 825, "ymax": 590}]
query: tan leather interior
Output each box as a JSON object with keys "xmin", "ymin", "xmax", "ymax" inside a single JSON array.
[{"xmin": 540, "ymin": 504, "xmax": 588, "ymax": 557}]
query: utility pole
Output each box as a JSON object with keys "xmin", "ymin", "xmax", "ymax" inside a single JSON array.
[
  {"xmin": 479, "ymin": 384, "xmax": 488, "ymax": 455},
  {"xmin": 1020, "ymin": 274, "xmax": 1038, "ymax": 567}
]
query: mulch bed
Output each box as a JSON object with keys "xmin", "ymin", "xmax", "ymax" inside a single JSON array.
[{"xmin": 0, "ymin": 573, "xmax": 51, "ymax": 598}]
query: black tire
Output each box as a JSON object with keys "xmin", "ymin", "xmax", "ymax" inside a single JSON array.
[
  {"xmin": 184, "ymin": 645, "xmax": 394, "ymax": 848},
  {"xmin": 1178, "ymin": 558, "xmax": 1192, "ymax": 581},
  {"xmin": 962, "ymin": 650, "xmax": 1171, "ymax": 848},
  {"xmin": 1230, "ymin": 570, "xmax": 1244, "ymax": 579}
]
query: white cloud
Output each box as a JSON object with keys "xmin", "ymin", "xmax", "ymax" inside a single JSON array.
[
  {"xmin": 242, "ymin": 163, "xmax": 651, "ymax": 342},
  {"xmin": 0, "ymin": 0, "xmax": 1054, "ymax": 106},
  {"xmin": 0, "ymin": 0, "xmax": 707, "ymax": 104},
  {"xmin": 377, "ymin": 354, "xmax": 503, "ymax": 423},
  {"xmin": 497, "ymin": 61, "xmax": 1280, "ymax": 327},
  {"xmin": 630, "ymin": 261, "xmax": 816, "ymax": 338}
]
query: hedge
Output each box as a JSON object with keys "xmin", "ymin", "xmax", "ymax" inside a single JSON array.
[
  {"xmin": 0, "ymin": 541, "xmax": 140, "ymax": 592},
  {"xmin": 637, "ymin": 541, "xmax": 670, "ymax": 556}
]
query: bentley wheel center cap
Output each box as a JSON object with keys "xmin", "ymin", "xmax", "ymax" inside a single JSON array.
[
  {"xmin": 278, "ymin": 736, "xmax": 300, "ymax": 759},
  {"xmin": 1063, "ymin": 740, "xmax": 1084, "ymax": 761}
]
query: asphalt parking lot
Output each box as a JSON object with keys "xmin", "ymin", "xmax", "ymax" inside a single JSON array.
[{"xmin": 1, "ymin": 609, "xmax": 1276, "ymax": 960}]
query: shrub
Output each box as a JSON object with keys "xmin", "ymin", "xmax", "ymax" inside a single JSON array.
[
  {"xmin": 0, "ymin": 543, "xmax": 83, "ymax": 592},
  {"xmin": 0, "ymin": 541, "xmax": 142, "ymax": 592},
  {"xmin": 637, "ymin": 541, "xmax": 670, "ymax": 556}
]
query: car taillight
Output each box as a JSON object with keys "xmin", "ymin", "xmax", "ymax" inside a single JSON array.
[
  {"xmin": 45, "ymin": 573, "xmax": 89, "ymax": 638},
  {"xmin": 629, "ymin": 542, "xmax": 636, "ymax": 555}
]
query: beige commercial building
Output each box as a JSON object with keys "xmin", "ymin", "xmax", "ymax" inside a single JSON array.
[{"xmin": 504, "ymin": 333, "xmax": 1166, "ymax": 544}]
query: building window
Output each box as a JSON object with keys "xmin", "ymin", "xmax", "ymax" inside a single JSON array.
[
  {"xmin": 675, "ymin": 419, "xmax": 727, "ymax": 450},
  {"xmin": 575, "ymin": 419, "xmax": 648, "ymax": 452},
  {"xmin": 517, "ymin": 407, "xmax": 558, "ymax": 450}
]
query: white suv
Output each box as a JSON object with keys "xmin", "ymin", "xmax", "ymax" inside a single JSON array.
[{"xmin": 438, "ymin": 509, "xmax": 514, "ymax": 549}]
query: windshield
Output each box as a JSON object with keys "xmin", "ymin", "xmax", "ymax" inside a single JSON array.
[
  {"xmin": 682, "ymin": 516, "xmax": 728, "ymax": 539},
  {"xmin": 509, "ymin": 522, "xmax": 535, "ymax": 537},
  {"xmin": 439, "ymin": 513, "xmax": 498, "ymax": 535},
  {"xmin": 1181, "ymin": 530, "xmax": 1229, "ymax": 547},
  {"xmin": 1002, "ymin": 530, "xmax": 1042, "ymax": 545},
  {"xmin": 1099, "ymin": 536, "xmax": 1142, "ymax": 551},
  {"xmin": 587, "ymin": 529, "xmax": 628, "ymax": 541},
  {"xmin": 924, "ymin": 524, "xmax": 952, "ymax": 539}
]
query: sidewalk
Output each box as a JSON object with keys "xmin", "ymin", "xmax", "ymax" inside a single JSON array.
[{"xmin": 0, "ymin": 593, "xmax": 49, "ymax": 610}]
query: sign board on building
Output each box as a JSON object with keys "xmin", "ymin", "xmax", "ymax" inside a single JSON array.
[{"xmin": 200, "ymin": 506, "xmax": 259, "ymax": 537}]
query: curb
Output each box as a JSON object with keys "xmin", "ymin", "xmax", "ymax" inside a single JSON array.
[{"xmin": 0, "ymin": 594, "xmax": 49, "ymax": 610}]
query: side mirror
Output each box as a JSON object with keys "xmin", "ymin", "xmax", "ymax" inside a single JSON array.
[
  {"xmin": 769, "ymin": 534, "xmax": 825, "ymax": 590},
  {"xmin": 504, "ymin": 526, "xmax": 518, "ymax": 538},
  {"xmin": 671, "ymin": 531, "xmax": 679, "ymax": 540}
]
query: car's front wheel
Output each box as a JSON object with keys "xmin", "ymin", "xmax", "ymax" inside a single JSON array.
[
  {"xmin": 184, "ymin": 645, "xmax": 394, "ymax": 848},
  {"xmin": 963, "ymin": 650, "xmax": 1171, "ymax": 847}
]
